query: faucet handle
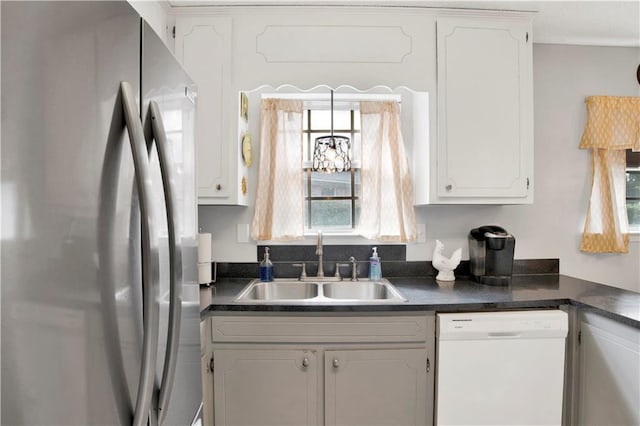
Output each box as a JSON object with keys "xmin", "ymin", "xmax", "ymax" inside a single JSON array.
[
  {"xmin": 349, "ymin": 256, "xmax": 359, "ymax": 281},
  {"xmin": 334, "ymin": 262, "xmax": 350, "ymax": 279},
  {"xmin": 292, "ymin": 263, "xmax": 307, "ymax": 280}
]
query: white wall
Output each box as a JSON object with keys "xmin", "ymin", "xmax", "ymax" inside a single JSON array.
[{"xmin": 194, "ymin": 8, "xmax": 640, "ymax": 292}]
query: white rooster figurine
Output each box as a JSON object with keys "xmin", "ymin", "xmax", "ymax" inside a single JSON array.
[{"xmin": 432, "ymin": 240, "xmax": 462, "ymax": 281}]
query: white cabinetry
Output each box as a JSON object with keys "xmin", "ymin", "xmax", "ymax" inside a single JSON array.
[
  {"xmin": 213, "ymin": 349, "xmax": 318, "ymax": 426},
  {"xmin": 208, "ymin": 314, "xmax": 434, "ymax": 426},
  {"xmin": 174, "ymin": 16, "xmax": 247, "ymax": 205},
  {"xmin": 325, "ymin": 348, "xmax": 428, "ymax": 426},
  {"xmin": 200, "ymin": 320, "xmax": 214, "ymax": 426},
  {"xmin": 577, "ymin": 312, "xmax": 640, "ymax": 426},
  {"xmin": 426, "ymin": 16, "xmax": 533, "ymax": 204}
]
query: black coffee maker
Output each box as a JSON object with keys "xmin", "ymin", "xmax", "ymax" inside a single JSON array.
[{"xmin": 468, "ymin": 225, "xmax": 515, "ymax": 286}]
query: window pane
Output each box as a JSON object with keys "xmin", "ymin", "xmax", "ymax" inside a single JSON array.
[
  {"xmin": 353, "ymin": 110, "xmax": 361, "ymax": 130},
  {"xmin": 310, "ymin": 110, "xmax": 330, "ymax": 130},
  {"xmin": 331, "ymin": 110, "xmax": 352, "ymax": 130},
  {"xmin": 352, "ymin": 134, "xmax": 361, "ymax": 163},
  {"xmin": 310, "ymin": 200, "xmax": 352, "ymax": 228},
  {"xmin": 627, "ymin": 200, "xmax": 640, "ymax": 228},
  {"xmin": 311, "ymin": 171, "xmax": 352, "ymax": 197},
  {"xmin": 310, "ymin": 109, "xmax": 351, "ymax": 130},
  {"xmin": 303, "ymin": 132, "xmax": 311, "ymax": 161},
  {"xmin": 627, "ymin": 171, "xmax": 640, "ymax": 198},
  {"xmin": 303, "ymin": 170, "xmax": 310, "ymax": 197},
  {"xmin": 626, "ymin": 171, "xmax": 640, "ymax": 230}
]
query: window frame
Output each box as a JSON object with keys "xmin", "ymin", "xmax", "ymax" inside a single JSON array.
[
  {"xmin": 626, "ymin": 149, "xmax": 640, "ymax": 234},
  {"xmin": 302, "ymin": 107, "xmax": 361, "ymax": 232}
]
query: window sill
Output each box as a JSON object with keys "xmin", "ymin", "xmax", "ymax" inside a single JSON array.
[{"xmin": 630, "ymin": 233, "xmax": 640, "ymax": 243}]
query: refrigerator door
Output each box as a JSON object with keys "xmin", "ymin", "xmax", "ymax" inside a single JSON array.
[
  {"xmin": 141, "ymin": 21, "xmax": 201, "ymax": 425},
  {"xmin": 1, "ymin": 2, "xmax": 152, "ymax": 425}
]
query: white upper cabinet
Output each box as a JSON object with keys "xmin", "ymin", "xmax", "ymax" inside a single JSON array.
[
  {"xmin": 428, "ymin": 16, "xmax": 533, "ymax": 204},
  {"xmin": 175, "ymin": 16, "xmax": 248, "ymax": 205}
]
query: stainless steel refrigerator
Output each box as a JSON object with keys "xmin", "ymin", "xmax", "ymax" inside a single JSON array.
[{"xmin": 1, "ymin": 2, "xmax": 202, "ymax": 425}]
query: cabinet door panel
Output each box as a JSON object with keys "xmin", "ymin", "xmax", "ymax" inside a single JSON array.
[
  {"xmin": 436, "ymin": 17, "xmax": 532, "ymax": 201},
  {"xmin": 214, "ymin": 349, "xmax": 318, "ymax": 426},
  {"xmin": 175, "ymin": 17, "xmax": 233, "ymax": 202},
  {"xmin": 325, "ymin": 349, "xmax": 428, "ymax": 426}
]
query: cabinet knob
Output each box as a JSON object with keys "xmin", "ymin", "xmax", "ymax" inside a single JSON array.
[
  {"xmin": 445, "ymin": 184, "xmax": 453, "ymax": 191},
  {"xmin": 332, "ymin": 359, "xmax": 339, "ymax": 369},
  {"xmin": 302, "ymin": 357, "xmax": 309, "ymax": 368},
  {"xmin": 216, "ymin": 184, "xmax": 222, "ymax": 190}
]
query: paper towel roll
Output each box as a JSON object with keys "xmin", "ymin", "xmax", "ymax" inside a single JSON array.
[
  {"xmin": 198, "ymin": 262, "xmax": 212, "ymax": 284},
  {"xmin": 198, "ymin": 233, "xmax": 212, "ymax": 263}
]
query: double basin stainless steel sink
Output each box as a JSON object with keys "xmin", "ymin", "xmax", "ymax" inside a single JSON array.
[{"xmin": 234, "ymin": 278, "xmax": 407, "ymax": 304}]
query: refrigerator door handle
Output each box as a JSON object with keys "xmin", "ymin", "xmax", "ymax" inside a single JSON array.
[
  {"xmin": 121, "ymin": 81, "xmax": 161, "ymax": 426},
  {"xmin": 149, "ymin": 100, "xmax": 183, "ymax": 425}
]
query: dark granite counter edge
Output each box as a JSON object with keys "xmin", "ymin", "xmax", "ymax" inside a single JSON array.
[
  {"xmin": 199, "ymin": 274, "xmax": 640, "ymax": 329},
  {"xmin": 201, "ymin": 298, "xmax": 639, "ymax": 329}
]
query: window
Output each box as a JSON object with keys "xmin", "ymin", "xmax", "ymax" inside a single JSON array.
[
  {"xmin": 302, "ymin": 105, "xmax": 361, "ymax": 232},
  {"xmin": 627, "ymin": 149, "xmax": 640, "ymax": 232},
  {"xmin": 250, "ymin": 88, "xmax": 419, "ymax": 242}
]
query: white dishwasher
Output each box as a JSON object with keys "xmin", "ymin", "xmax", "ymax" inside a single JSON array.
[{"xmin": 436, "ymin": 310, "xmax": 568, "ymax": 426}]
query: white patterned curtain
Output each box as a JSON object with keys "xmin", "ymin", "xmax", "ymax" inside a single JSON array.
[
  {"xmin": 358, "ymin": 101, "xmax": 417, "ymax": 242},
  {"xmin": 580, "ymin": 96, "xmax": 640, "ymax": 253},
  {"xmin": 251, "ymin": 99, "xmax": 305, "ymax": 241}
]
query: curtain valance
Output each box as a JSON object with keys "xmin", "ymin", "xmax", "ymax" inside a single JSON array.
[{"xmin": 580, "ymin": 96, "xmax": 640, "ymax": 151}]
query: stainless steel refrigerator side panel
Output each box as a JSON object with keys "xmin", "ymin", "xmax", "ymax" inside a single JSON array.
[
  {"xmin": 141, "ymin": 21, "xmax": 201, "ymax": 425},
  {"xmin": 1, "ymin": 2, "xmax": 145, "ymax": 425}
]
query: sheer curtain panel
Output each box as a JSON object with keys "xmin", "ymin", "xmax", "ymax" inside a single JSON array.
[
  {"xmin": 579, "ymin": 96, "xmax": 640, "ymax": 253},
  {"xmin": 251, "ymin": 99, "xmax": 305, "ymax": 241},
  {"xmin": 358, "ymin": 101, "xmax": 417, "ymax": 242}
]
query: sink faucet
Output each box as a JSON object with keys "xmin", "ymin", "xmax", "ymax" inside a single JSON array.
[
  {"xmin": 316, "ymin": 230, "xmax": 324, "ymax": 278},
  {"xmin": 349, "ymin": 256, "xmax": 358, "ymax": 281}
]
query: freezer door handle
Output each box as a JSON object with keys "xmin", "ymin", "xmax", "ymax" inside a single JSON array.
[
  {"xmin": 148, "ymin": 100, "xmax": 183, "ymax": 425},
  {"xmin": 122, "ymin": 81, "xmax": 161, "ymax": 426}
]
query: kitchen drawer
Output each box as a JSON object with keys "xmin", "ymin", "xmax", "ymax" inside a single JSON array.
[{"xmin": 211, "ymin": 313, "xmax": 431, "ymax": 343}]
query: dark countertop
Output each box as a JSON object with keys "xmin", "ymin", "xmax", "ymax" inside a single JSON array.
[{"xmin": 200, "ymin": 274, "xmax": 640, "ymax": 329}]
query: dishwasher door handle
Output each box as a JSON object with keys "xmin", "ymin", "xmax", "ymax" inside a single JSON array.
[{"xmin": 487, "ymin": 332, "xmax": 521, "ymax": 338}]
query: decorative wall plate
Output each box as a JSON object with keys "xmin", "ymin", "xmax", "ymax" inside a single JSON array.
[
  {"xmin": 242, "ymin": 132, "xmax": 253, "ymax": 167},
  {"xmin": 240, "ymin": 92, "xmax": 249, "ymax": 121}
]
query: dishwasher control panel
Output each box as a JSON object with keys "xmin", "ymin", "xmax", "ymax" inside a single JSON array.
[{"xmin": 437, "ymin": 310, "xmax": 568, "ymax": 340}]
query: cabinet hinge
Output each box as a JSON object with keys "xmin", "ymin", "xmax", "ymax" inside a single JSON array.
[
  {"xmin": 209, "ymin": 357, "xmax": 214, "ymax": 373},
  {"xmin": 172, "ymin": 25, "xmax": 176, "ymax": 39},
  {"xmin": 526, "ymin": 32, "xmax": 529, "ymax": 42},
  {"xmin": 426, "ymin": 357, "xmax": 430, "ymax": 373}
]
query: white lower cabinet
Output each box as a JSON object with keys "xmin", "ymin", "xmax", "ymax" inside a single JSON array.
[
  {"xmin": 576, "ymin": 312, "xmax": 640, "ymax": 426},
  {"xmin": 325, "ymin": 348, "xmax": 428, "ymax": 426},
  {"xmin": 208, "ymin": 313, "xmax": 434, "ymax": 426},
  {"xmin": 213, "ymin": 349, "xmax": 318, "ymax": 426},
  {"xmin": 200, "ymin": 319, "xmax": 215, "ymax": 426},
  {"xmin": 201, "ymin": 350, "xmax": 215, "ymax": 426}
]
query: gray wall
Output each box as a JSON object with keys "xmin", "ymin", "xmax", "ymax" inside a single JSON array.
[{"xmin": 199, "ymin": 43, "xmax": 640, "ymax": 292}]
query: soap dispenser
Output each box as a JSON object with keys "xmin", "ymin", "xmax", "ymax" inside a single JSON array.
[
  {"xmin": 369, "ymin": 247, "xmax": 382, "ymax": 281},
  {"xmin": 259, "ymin": 247, "xmax": 274, "ymax": 282}
]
